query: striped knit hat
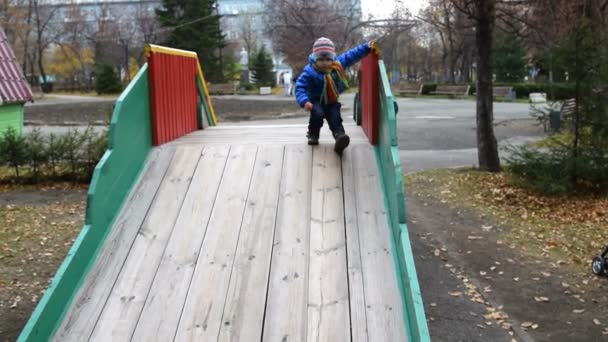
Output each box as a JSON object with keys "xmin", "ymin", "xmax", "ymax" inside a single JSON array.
[{"xmin": 312, "ymin": 37, "xmax": 336, "ymax": 61}]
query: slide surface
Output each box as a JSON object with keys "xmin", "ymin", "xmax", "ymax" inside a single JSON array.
[{"xmin": 53, "ymin": 123, "xmax": 411, "ymax": 341}]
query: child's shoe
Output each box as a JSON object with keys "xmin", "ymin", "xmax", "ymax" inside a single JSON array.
[
  {"xmin": 334, "ymin": 133, "xmax": 350, "ymax": 154},
  {"xmin": 307, "ymin": 132, "xmax": 319, "ymax": 145}
]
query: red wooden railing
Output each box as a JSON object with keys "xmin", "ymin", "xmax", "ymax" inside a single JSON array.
[
  {"xmin": 146, "ymin": 46, "xmax": 202, "ymax": 145},
  {"xmin": 359, "ymin": 51, "xmax": 380, "ymax": 145}
]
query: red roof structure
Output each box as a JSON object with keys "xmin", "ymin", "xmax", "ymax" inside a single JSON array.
[{"xmin": 0, "ymin": 27, "xmax": 33, "ymax": 104}]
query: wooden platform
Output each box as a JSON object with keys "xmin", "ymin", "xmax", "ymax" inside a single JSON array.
[{"xmin": 54, "ymin": 124, "xmax": 408, "ymax": 342}]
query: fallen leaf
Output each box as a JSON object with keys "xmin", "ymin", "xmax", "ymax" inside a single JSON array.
[
  {"xmin": 532, "ymin": 323, "xmax": 539, "ymax": 330},
  {"xmin": 521, "ymin": 321, "xmax": 534, "ymax": 328},
  {"xmin": 480, "ymin": 271, "xmax": 487, "ymax": 276},
  {"xmin": 468, "ymin": 235, "xmax": 483, "ymax": 240},
  {"xmin": 541, "ymin": 271, "xmax": 551, "ymax": 277},
  {"xmin": 534, "ymin": 296, "xmax": 550, "ymax": 303},
  {"xmin": 10, "ymin": 296, "xmax": 22, "ymax": 309},
  {"xmin": 593, "ymin": 319, "xmax": 601, "ymax": 326},
  {"xmin": 513, "ymin": 277, "xmax": 520, "ymax": 281},
  {"xmin": 449, "ymin": 291, "xmax": 463, "ymax": 297},
  {"xmin": 573, "ymin": 309, "xmax": 585, "ymax": 314}
]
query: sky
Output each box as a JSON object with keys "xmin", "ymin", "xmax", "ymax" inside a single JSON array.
[{"xmin": 361, "ymin": 0, "xmax": 428, "ymax": 19}]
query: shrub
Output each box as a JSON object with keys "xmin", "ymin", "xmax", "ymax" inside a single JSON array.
[
  {"xmin": 0, "ymin": 127, "xmax": 27, "ymax": 177},
  {"xmin": 505, "ymin": 144, "xmax": 608, "ymax": 194},
  {"xmin": 468, "ymin": 83, "xmax": 576, "ymax": 100},
  {"xmin": 25, "ymin": 129, "xmax": 48, "ymax": 181},
  {"xmin": 0, "ymin": 127, "xmax": 109, "ymax": 184},
  {"xmin": 421, "ymin": 83, "xmax": 437, "ymax": 95},
  {"xmin": 96, "ymin": 64, "xmax": 123, "ymax": 94}
]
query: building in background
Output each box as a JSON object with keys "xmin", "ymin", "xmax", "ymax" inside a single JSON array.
[{"xmin": 0, "ymin": 27, "xmax": 34, "ymax": 136}]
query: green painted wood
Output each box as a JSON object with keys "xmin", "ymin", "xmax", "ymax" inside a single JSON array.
[
  {"xmin": 375, "ymin": 61, "xmax": 430, "ymax": 342},
  {"xmin": 18, "ymin": 64, "xmax": 153, "ymax": 342},
  {"xmin": 0, "ymin": 104, "xmax": 24, "ymax": 136},
  {"xmin": 196, "ymin": 76, "xmax": 213, "ymax": 127}
]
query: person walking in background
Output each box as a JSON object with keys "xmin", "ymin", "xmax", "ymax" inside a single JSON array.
[{"xmin": 282, "ymin": 71, "xmax": 292, "ymax": 97}]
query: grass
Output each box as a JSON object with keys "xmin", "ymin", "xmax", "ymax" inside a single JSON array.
[{"xmin": 405, "ymin": 168, "xmax": 607, "ymax": 273}]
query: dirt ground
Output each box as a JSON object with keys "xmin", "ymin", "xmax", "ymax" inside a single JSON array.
[
  {"xmin": 0, "ymin": 184, "xmax": 86, "ymax": 341},
  {"xmin": 2, "ymin": 168, "xmax": 608, "ymax": 341},
  {"xmin": 406, "ymin": 169, "xmax": 608, "ymax": 341}
]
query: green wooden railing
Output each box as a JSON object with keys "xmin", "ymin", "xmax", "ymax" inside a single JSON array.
[
  {"xmin": 18, "ymin": 64, "xmax": 154, "ymax": 342},
  {"xmin": 375, "ymin": 61, "xmax": 431, "ymax": 342}
]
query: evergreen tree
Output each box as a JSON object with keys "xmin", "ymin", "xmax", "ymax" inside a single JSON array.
[
  {"xmin": 251, "ymin": 46, "xmax": 274, "ymax": 87},
  {"xmin": 156, "ymin": 0, "xmax": 225, "ymax": 82},
  {"xmin": 493, "ymin": 31, "xmax": 527, "ymax": 83},
  {"xmin": 95, "ymin": 64, "xmax": 122, "ymax": 94}
]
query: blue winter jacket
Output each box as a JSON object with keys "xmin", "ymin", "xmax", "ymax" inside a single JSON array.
[{"xmin": 295, "ymin": 43, "xmax": 371, "ymax": 107}]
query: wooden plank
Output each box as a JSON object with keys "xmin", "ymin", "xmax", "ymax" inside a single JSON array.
[
  {"xmin": 262, "ymin": 145, "xmax": 312, "ymax": 342},
  {"xmin": 352, "ymin": 145, "xmax": 408, "ymax": 341},
  {"xmin": 130, "ymin": 146, "xmax": 230, "ymax": 341},
  {"xmin": 174, "ymin": 145, "xmax": 258, "ymax": 341},
  {"xmin": 53, "ymin": 146, "xmax": 175, "ymax": 342},
  {"xmin": 88, "ymin": 145, "xmax": 203, "ymax": 341},
  {"xmin": 307, "ymin": 146, "xmax": 350, "ymax": 342},
  {"xmin": 341, "ymin": 148, "xmax": 369, "ymax": 342},
  {"xmin": 217, "ymin": 146, "xmax": 284, "ymax": 342}
]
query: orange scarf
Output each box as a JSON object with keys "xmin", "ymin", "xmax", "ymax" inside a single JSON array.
[{"xmin": 315, "ymin": 62, "xmax": 349, "ymax": 104}]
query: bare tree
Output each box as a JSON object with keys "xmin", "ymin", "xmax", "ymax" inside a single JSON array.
[
  {"xmin": 265, "ymin": 0, "xmax": 362, "ymax": 74},
  {"xmin": 32, "ymin": 0, "xmax": 59, "ymax": 84},
  {"xmin": 56, "ymin": 4, "xmax": 93, "ymax": 87},
  {"xmin": 239, "ymin": 14, "xmax": 258, "ymax": 56},
  {"xmin": 135, "ymin": 3, "xmax": 161, "ymax": 50},
  {"xmin": 419, "ymin": 0, "xmax": 474, "ymax": 83},
  {"xmin": 451, "ymin": 0, "xmax": 501, "ymax": 172}
]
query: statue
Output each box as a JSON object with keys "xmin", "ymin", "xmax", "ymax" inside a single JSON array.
[
  {"xmin": 239, "ymin": 47, "xmax": 250, "ymax": 87},
  {"xmin": 239, "ymin": 48, "xmax": 249, "ymax": 70}
]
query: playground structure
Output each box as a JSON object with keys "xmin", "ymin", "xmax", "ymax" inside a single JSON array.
[{"xmin": 18, "ymin": 45, "xmax": 430, "ymax": 342}]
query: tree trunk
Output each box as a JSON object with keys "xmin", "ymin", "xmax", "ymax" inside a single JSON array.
[
  {"xmin": 22, "ymin": 0, "xmax": 34, "ymax": 82},
  {"xmin": 34, "ymin": 0, "xmax": 47, "ymax": 84},
  {"xmin": 475, "ymin": 0, "xmax": 501, "ymax": 172}
]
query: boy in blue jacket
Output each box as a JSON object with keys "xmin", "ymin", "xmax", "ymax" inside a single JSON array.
[{"xmin": 295, "ymin": 37, "xmax": 374, "ymax": 154}]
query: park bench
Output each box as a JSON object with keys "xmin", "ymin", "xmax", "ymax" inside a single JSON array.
[
  {"xmin": 493, "ymin": 86, "xmax": 515, "ymax": 101},
  {"xmin": 207, "ymin": 82, "xmax": 236, "ymax": 95},
  {"xmin": 397, "ymin": 82, "xmax": 423, "ymax": 96},
  {"xmin": 430, "ymin": 84, "xmax": 470, "ymax": 97},
  {"xmin": 529, "ymin": 94, "xmax": 576, "ymax": 132}
]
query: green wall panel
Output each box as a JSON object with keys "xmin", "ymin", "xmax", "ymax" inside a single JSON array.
[
  {"xmin": 18, "ymin": 64, "xmax": 153, "ymax": 342},
  {"xmin": 0, "ymin": 104, "xmax": 24, "ymax": 136},
  {"xmin": 376, "ymin": 61, "xmax": 430, "ymax": 342}
]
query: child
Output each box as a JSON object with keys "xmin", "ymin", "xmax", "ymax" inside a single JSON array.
[{"xmin": 295, "ymin": 37, "xmax": 374, "ymax": 154}]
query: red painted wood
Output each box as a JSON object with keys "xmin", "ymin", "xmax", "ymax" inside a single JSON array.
[
  {"xmin": 147, "ymin": 52, "xmax": 200, "ymax": 145},
  {"xmin": 360, "ymin": 53, "xmax": 379, "ymax": 145}
]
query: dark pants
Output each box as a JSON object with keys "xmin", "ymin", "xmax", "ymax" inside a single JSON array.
[{"xmin": 308, "ymin": 102, "xmax": 345, "ymax": 138}]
